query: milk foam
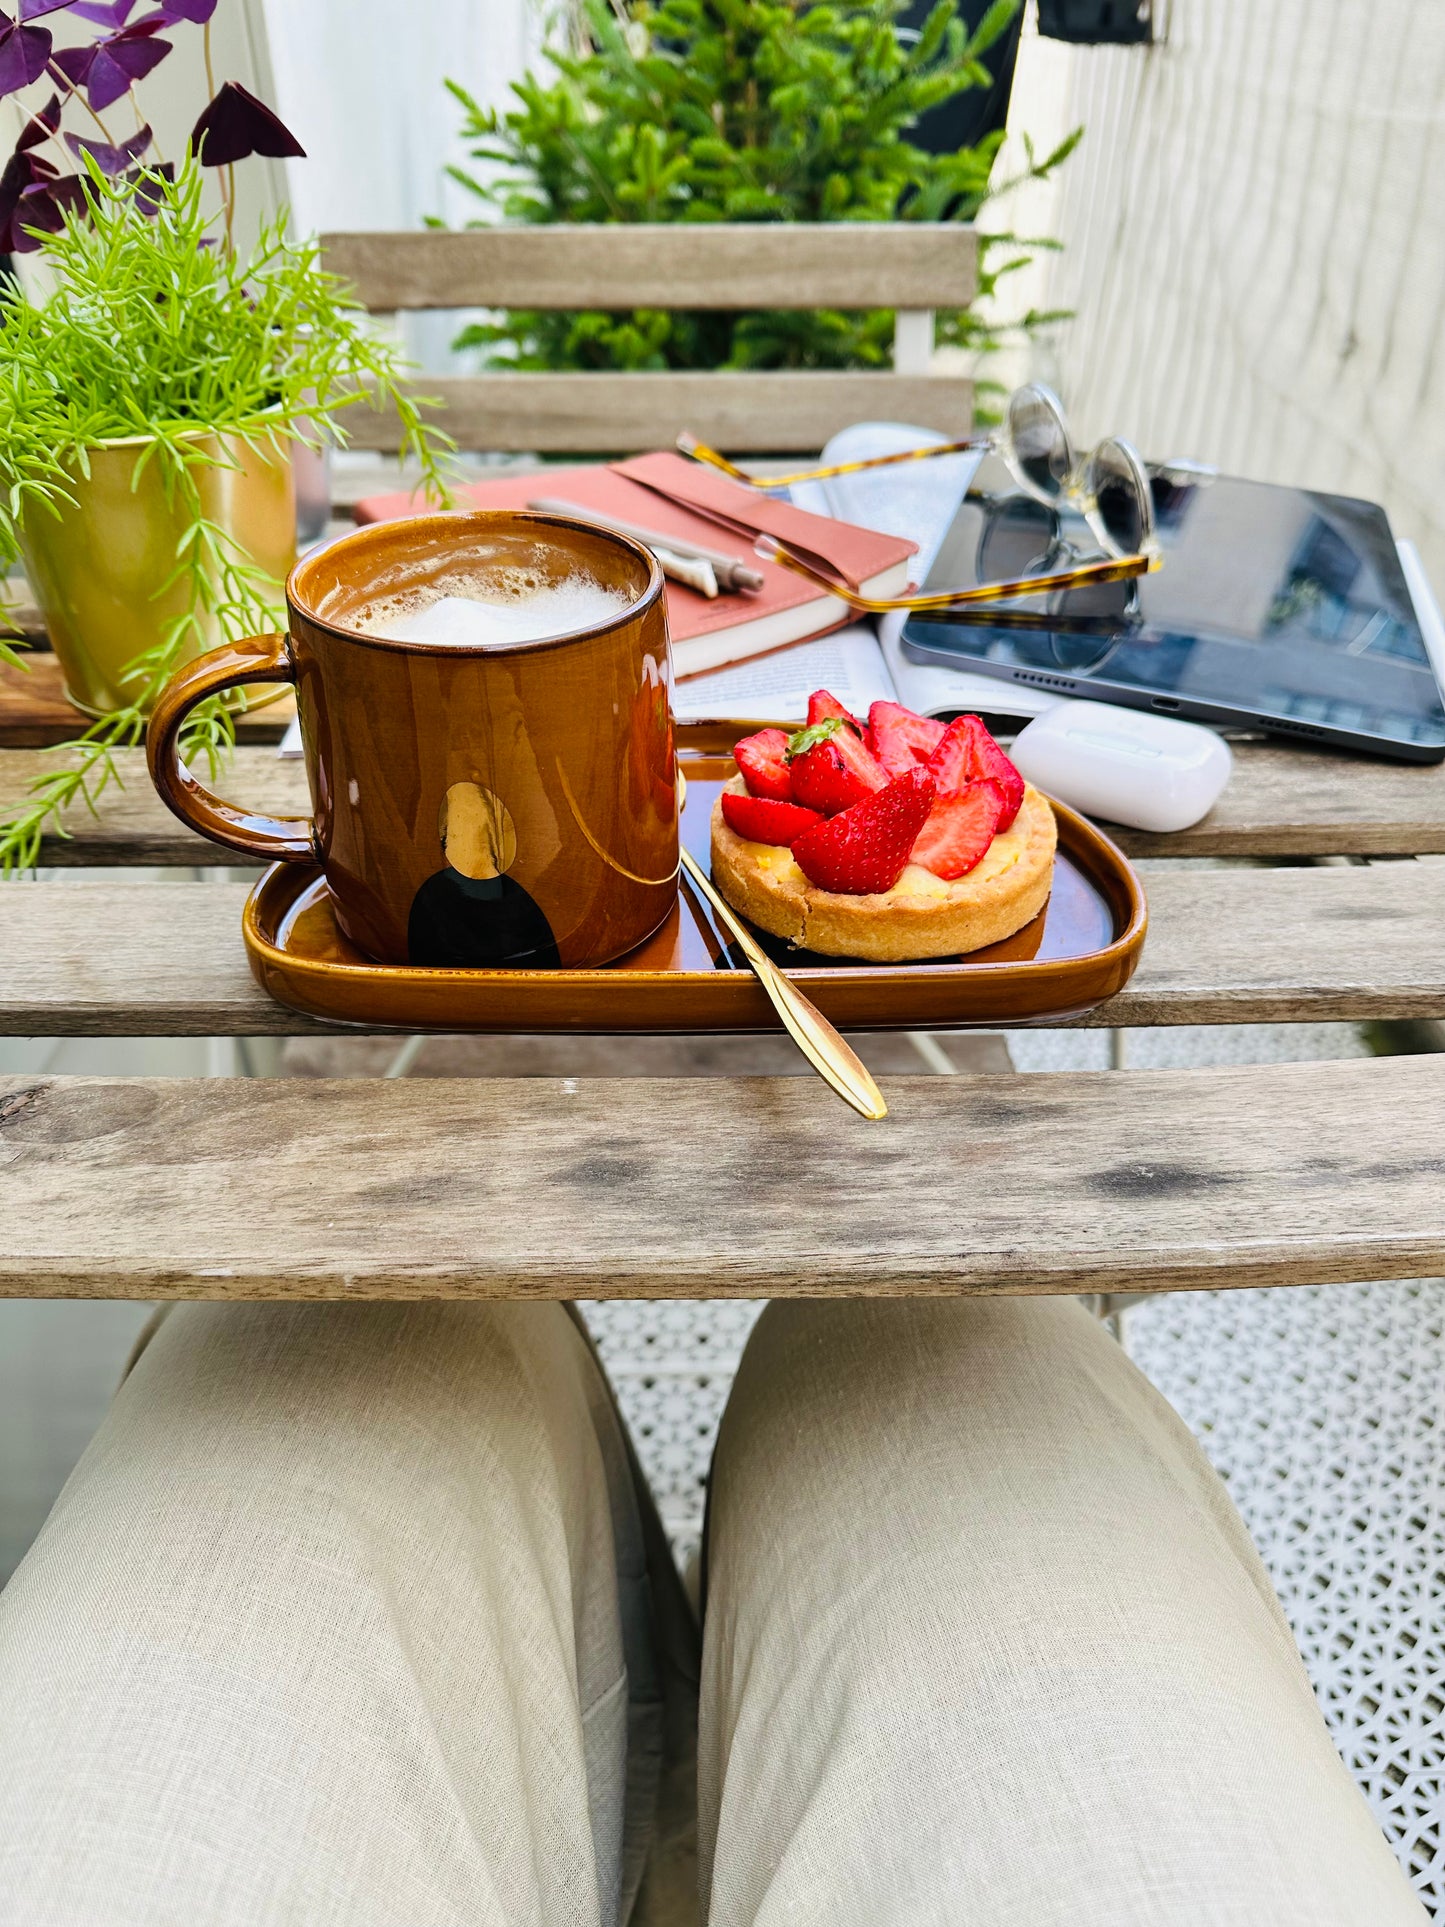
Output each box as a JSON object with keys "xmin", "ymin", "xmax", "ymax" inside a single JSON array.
[{"xmin": 351, "ymin": 572, "xmax": 631, "ymax": 648}]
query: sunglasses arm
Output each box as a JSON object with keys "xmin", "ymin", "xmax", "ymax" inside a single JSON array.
[
  {"xmin": 677, "ymin": 431, "xmax": 991, "ymax": 491},
  {"xmin": 753, "ymin": 536, "xmax": 1158, "ymax": 613},
  {"xmin": 912, "ymin": 605, "xmax": 1140, "ymax": 636}
]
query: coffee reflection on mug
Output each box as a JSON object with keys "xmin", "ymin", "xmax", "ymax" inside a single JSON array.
[{"xmin": 407, "ymin": 780, "xmax": 561, "ymax": 969}]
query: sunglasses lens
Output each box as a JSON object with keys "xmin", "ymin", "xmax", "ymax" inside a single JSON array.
[
  {"xmin": 977, "ymin": 497, "xmax": 1058, "ymax": 582},
  {"xmin": 1006, "ymin": 385, "xmax": 1073, "ymax": 502},
  {"xmin": 1050, "ymin": 578, "xmax": 1137, "ymax": 623},
  {"xmin": 1086, "ymin": 438, "xmax": 1153, "ymax": 557},
  {"xmin": 1037, "ymin": 624, "xmax": 1121, "ymax": 672}
]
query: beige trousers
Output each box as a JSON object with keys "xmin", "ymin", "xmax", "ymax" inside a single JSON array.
[{"xmin": 0, "ymin": 1296, "xmax": 1425, "ymax": 1927}]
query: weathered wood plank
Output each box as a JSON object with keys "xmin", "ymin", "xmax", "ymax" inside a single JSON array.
[
  {"xmin": 357, "ymin": 371, "xmax": 975, "ymax": 455},
  {"xmin": 0, "ymin": 749, "xmax": 306, "ymax": 862},
  {"xmin": 0, "ymin": 656, "xmax": 295, "ymax": 750},
  {"xmin": 1, "ymin": 861, "xmax": 1443, "ymax": 1034},
  {"xmin": 2, "ymin": 741, "xmax": 1442, "ymax": 866},
  {"xmin": 278, "ymin": 1030, "xmax": 1013, "ymax": 1080},
  {"xmin": 1118, "ymin": 742, "xmax": 1445, "ymax": 858},
  {"xmin": 0, "ymin": 655, "xmax": 102, "ymax": 748},
  {"xmin": 2, "ymin": 1057, "xmax": 1442, "ymax": 1299},
  {"xmin": 322, "ymin": 225, "xmax": 977, "ymax": 314}
]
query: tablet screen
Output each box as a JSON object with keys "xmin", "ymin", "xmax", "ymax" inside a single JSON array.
[{"xmin": 902, "ymin": 461, "xmax": 1445, "ymax": 756}]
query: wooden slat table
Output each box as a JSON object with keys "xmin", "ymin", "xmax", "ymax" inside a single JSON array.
[{"xmin": 2, "ymin": 658, "xmax": 1443, "ymax": 1302}]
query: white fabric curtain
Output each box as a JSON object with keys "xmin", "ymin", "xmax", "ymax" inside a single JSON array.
[
  {"xmin": 258, "ymin": 0, "xmax": 533, "ymax": 235},
  {"xmin": 257, "ymin": 0, "xmax": 537, "ymax": 369},
  {"xmin": 1003, "ymin": 0, "xmax": 1445, "ymax": 582}
]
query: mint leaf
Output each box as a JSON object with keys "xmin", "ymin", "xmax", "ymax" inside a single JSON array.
[{"xmin": 785, "ymin": 716, "xmax": 845, "ymax": 761}]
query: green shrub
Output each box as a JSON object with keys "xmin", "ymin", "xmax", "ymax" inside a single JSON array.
[{"xmin": 445, "ymin": 0, "xmax": 1079, "ymax": 387}]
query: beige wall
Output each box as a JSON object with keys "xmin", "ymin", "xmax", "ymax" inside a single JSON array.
[{"xmin": 996, "ymin": 0, "xmax": 1445, "ymax": 584}]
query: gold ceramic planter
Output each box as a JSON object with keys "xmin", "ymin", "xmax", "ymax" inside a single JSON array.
[{"xmin": 19, "ymin": 431, "xmax": 297, "ymax": 716}]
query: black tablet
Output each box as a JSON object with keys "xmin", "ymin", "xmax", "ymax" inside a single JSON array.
[{"xmin": 900, "ymin": 461, "xmax": 1445, "ymax": 762}]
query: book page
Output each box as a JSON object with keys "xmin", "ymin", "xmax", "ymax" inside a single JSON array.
[
  {"xmin": 792, "ymin": 425, "xmax": 1052, "ymax": 722},
  {"xmin": 790, "ymin": 421, "xmax": 982, "ymax": 557},
  {"xmin": 671, "ymin": 624, "xmax": 896, "ymax": 723}
]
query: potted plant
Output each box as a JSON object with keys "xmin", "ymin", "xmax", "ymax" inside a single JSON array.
[
  {"xmin": 0, "ymin": 2, "xmax": 451, "ymax": 871},
  {"xmin": 444, "ymin": 0, "xmax": 1078, "ymax": 381}
]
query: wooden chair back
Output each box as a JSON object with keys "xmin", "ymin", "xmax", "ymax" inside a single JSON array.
[{"xmin": 320, "ymin": 224, "xmax": 977, "ymax": 454}]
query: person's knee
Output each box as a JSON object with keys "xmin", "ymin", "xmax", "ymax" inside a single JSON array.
[
  {"xmin": 10, "ymin": 1298, "xmax": 612, "ymax": 1652},
  {"xmin": 132, "ymin": 1298, "xmax": 571, "ymax": 1438},
  {"xmin": 43, "ymin": 1300, "xmax": 599, "ymax": 1565},
  {"xmin": 706, "ymin": 1294, "xmax": 1148, "ymax": 1592},
  {"xmin": 722, "ymin": 1294, "xmax": 1101, "ymax": 1459}
]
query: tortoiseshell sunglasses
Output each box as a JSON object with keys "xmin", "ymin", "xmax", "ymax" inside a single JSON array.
[{"xmin": 678, "ymin": 382, "xmax": 1161, "ymax": 618}]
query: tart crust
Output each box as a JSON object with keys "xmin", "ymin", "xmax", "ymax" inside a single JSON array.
[{"xmin": 710, "ymin": 780, "xmax": 1057, "ymax": 961}]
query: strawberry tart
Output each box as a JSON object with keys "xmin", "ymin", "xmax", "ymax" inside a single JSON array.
[{"xmin": 709, "ymin": 691, "xmax": 1057, "ymax": 962}]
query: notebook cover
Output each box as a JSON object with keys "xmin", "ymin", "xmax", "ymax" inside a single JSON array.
[{"xmin": 611, "ymin": 451, "xmax": 915, "ymax": 589}]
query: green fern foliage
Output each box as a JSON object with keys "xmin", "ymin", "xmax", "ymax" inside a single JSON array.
[{"xmin": 445, "ymin": 0, "xmax": 1079, "ymax": 376}]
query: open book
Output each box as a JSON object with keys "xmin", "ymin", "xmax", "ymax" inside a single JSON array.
[{"xmin": 674, "ymin": 421, "xmax": 1061, "ymax": 725}]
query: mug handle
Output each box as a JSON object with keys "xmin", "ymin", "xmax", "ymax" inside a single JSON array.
[{"xmin": 146, "ymin": 633, "xmax": 318, "ymax": 863}]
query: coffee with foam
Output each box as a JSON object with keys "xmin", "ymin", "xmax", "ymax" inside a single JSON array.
[{"xmin": 349, "ymin": 567, "xmax": 632, "ymax": 649}]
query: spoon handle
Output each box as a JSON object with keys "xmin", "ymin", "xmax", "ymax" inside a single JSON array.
[{"xmin": 678, "ymin": 845, "xmax": 888, "ymax": 1122}]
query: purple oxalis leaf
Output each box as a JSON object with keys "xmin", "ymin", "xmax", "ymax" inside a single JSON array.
[
  {"xmin": 147, "ymin": 0, "xmax": 217, "ymax": 20},
  {"xmin": 192, "ymin": 80, "xmax": 305, "ymax": 166},
  {"xmin": 8, "ymin": 166, "xmax": 84, "ymax": 248},
  {"xmin": 18, "ymin": 0, "xmax": 76, "ymax": 18},
  {"xmin": 0, "ymin": 13, "xmax": 52, "ymax": 97},
  {"xmin": 69, "ymin": 1, "xmax": 140, "ymax": 23},
  {"xmin": 51, "ymin": 19, "xmax": 170, "ymax": 109},
  {"xmin": 0, "ymin": 143, "xmax": 54, "ymax": 250},
  {"xmin": 49, "ymin": 38, "xmax": 89, "ymax": 81},
  {"xmin": 16, "ymin": 89, "xmax": 60, "ymax": 150},
  {"xmin": 19, "ymin": 168, "xmax": 88, "ymax": 236},
  {"xmin": 65, "ymin": 121, "xmax": 151, "ymax": 173}
]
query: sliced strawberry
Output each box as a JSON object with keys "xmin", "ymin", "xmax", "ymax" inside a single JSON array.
[
  {"xmin": 866, "ymin": 700, "xmax": 946, "ymax": 777},
  {"xmin": 924, "ymin": 714, "xmax": 1026, "ymax": 826},
  {"xmin": 786, "ymin": 716, "xmax": 888, "ymax": 816},
  {"xmin": 924, "ymin": 715, "xmax": 975, "ymax": 793},
  {"xmin": 792, "ymin": 767, "xmax": 936, "ymax": 895},
  {"xmin": 720, "ymin": 791, "xmax": 823, "ymax": 847},
  {"xmin": 910, "ymin": 778, "xmax": 1006, "ymax": 880},
  {"xmin": 806, "ymin": 687, "xmax": 861, "ymax": 731},
  {"xmin": 734, "ymin": 727, "xmax": 792, "ymax": 801},
  {"xmin": 966, "ymin": 722, "xmax": 1026, "ymax": 829}
]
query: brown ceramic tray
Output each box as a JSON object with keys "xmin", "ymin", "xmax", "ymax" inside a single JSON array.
[{"xmin": 243, "ymin": 736, "xmax": 1146, "ymax": 1033}]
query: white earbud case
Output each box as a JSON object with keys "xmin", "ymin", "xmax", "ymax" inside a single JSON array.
[{"xmin": 1007, "ymin": 700, "xmax": 1232, "ymax": 833}]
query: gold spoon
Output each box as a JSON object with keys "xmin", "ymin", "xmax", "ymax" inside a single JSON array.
[{"xmin": 676, "ymin": 769, "xmax": 887, "ymax": 1122}]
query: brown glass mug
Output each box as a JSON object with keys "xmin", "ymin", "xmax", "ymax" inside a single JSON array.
[{"xmin": 147, "ymin": 511, "xmax": 678, "ymax": 969}]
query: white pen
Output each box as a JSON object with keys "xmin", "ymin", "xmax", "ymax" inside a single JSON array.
[
  {"xmin": 528, "ymin": 497, "xmax": 741, "ymax": 597},
  {"xmin": 650, "ymin": 546, "xmax": 718, "ymax": 598}
]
